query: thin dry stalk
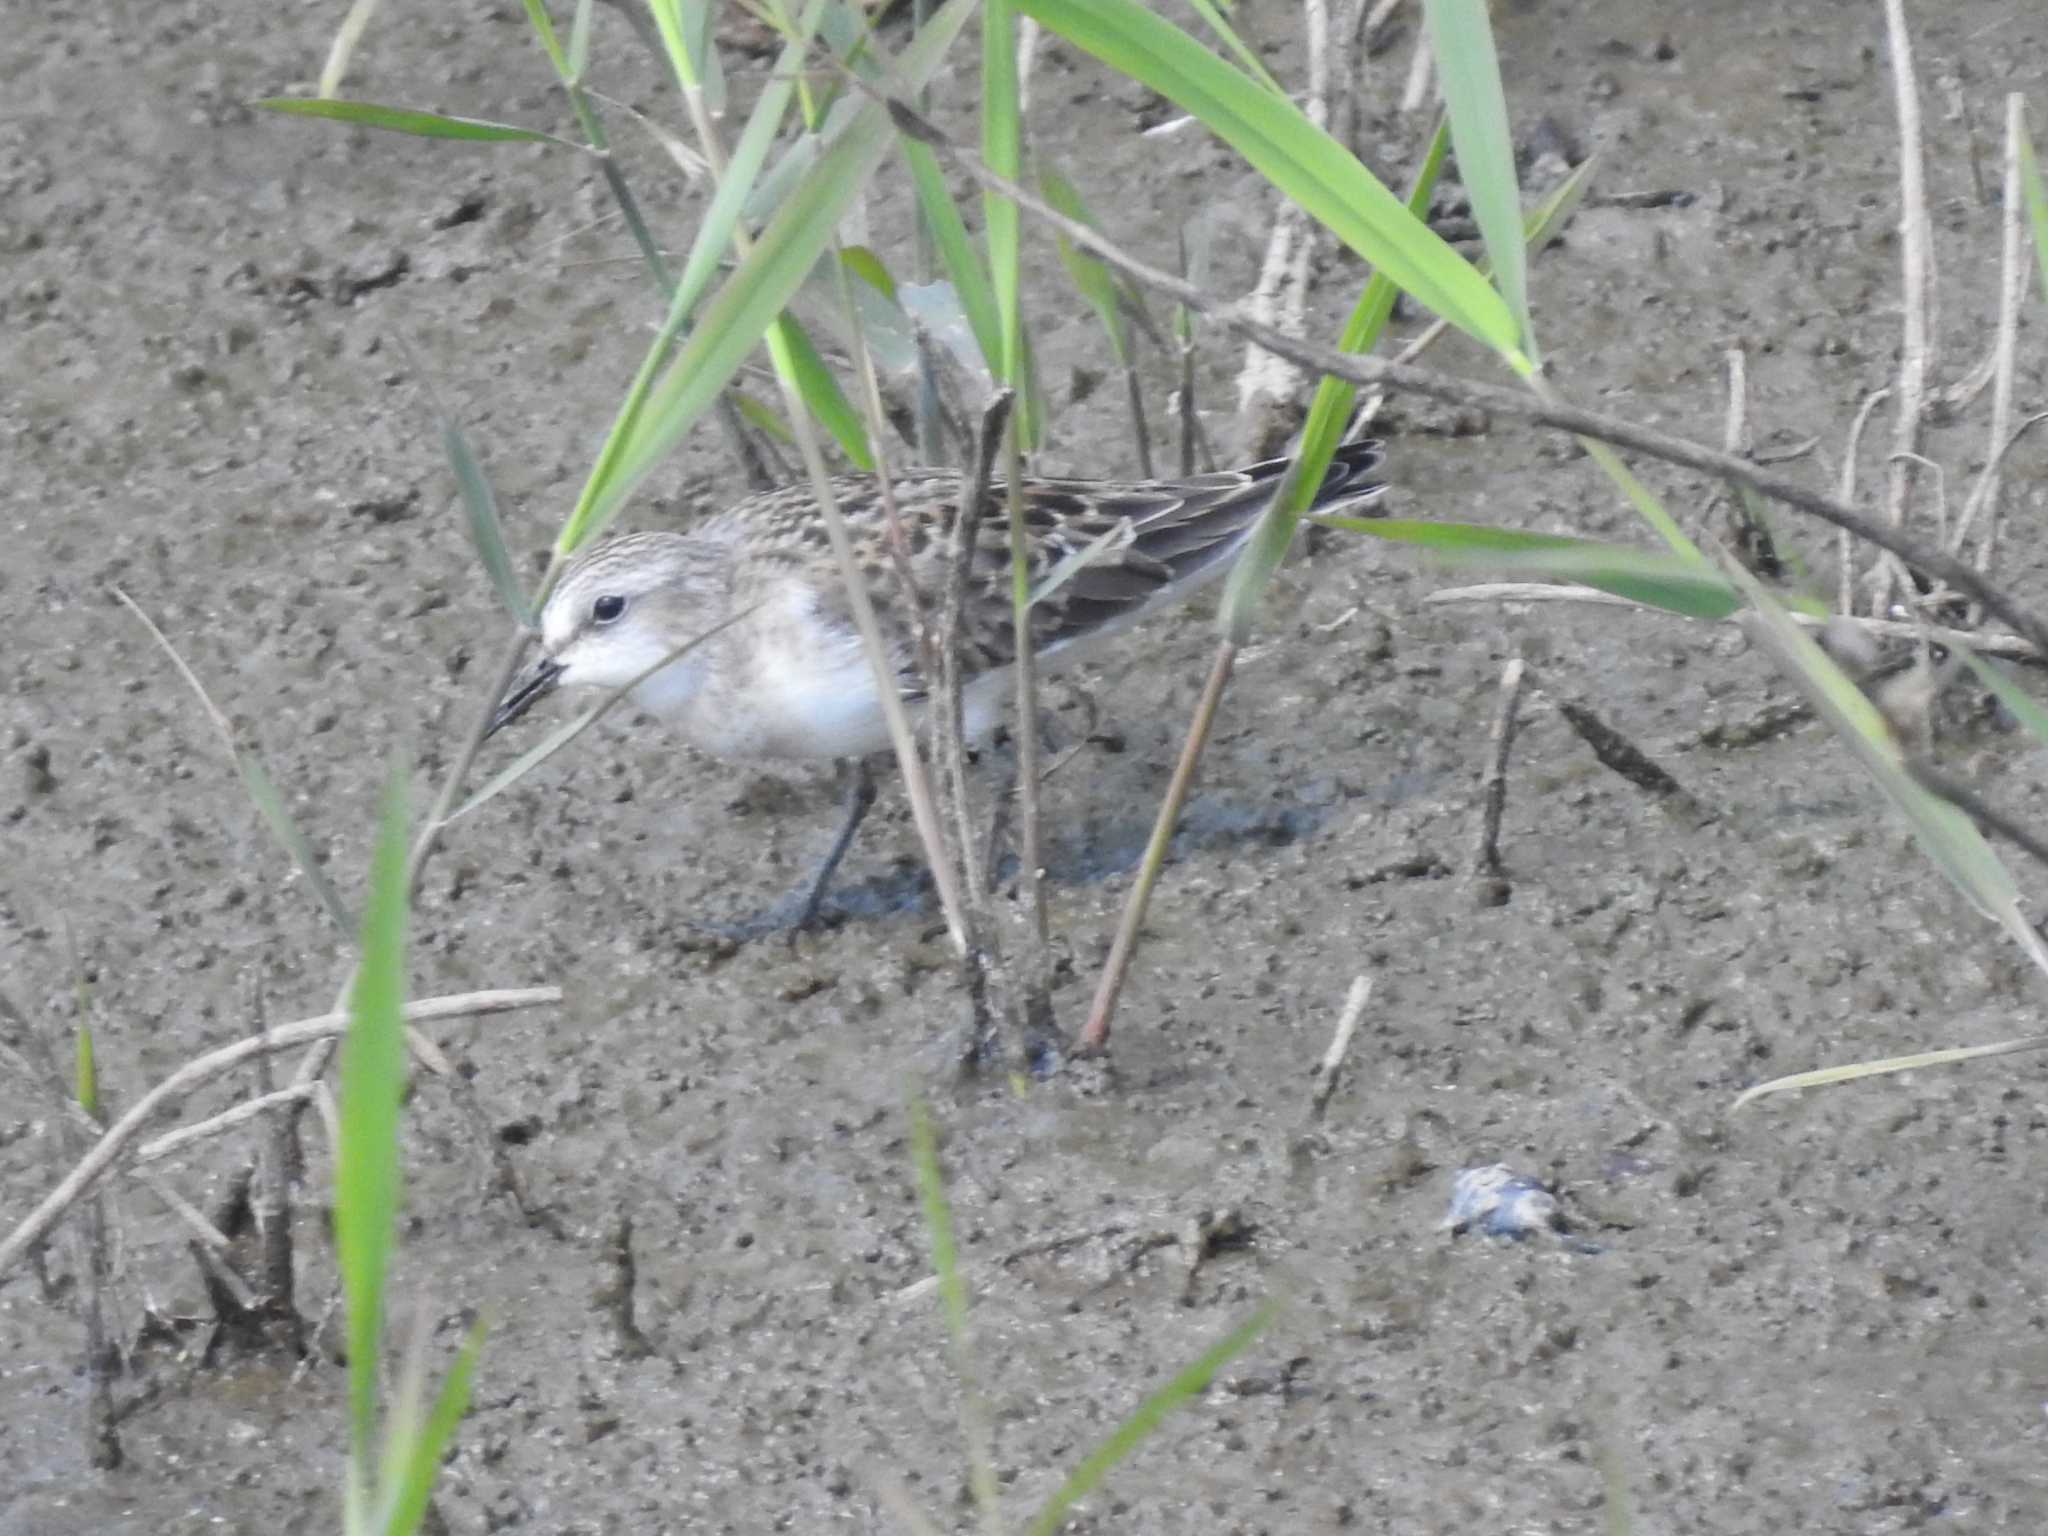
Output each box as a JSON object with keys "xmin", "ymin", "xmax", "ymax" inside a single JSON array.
[
  {"xmin": 130, "ymin": 1081, "xmax": 313, "ymax": 1163},
  {"xmin": 1876, "ymin": 0, "xmax": 1933, "ymax": 618},
  {"xmin": 1837, "ymin": 387, "xmax": 1892, "ymax": 615},
  {"xmin": 248, "ymin": 979, "xmax": 300, "ymax": 1348},
  {"xmin": 1175, "ymin": 228, "xmax": 1213, "ymax": 477},
  {"xmin": 1473, "ymin": 658, "xmax": 1529, "ymax": 877},
  {"xmin": 18, "ymin": 974, "xmax": 126, "ymax": 1468},
  {"xmin": 938, "ymin": 395, "xmax": 1015, "ymax": 911},
  {"xmin": 1122, "ymin": 345, "xmax": 1155, "ymax": 479},
  {"xmin": 784, "ymin": 387, "xmax": 968, "ymax": 948},
  {"xmin": 0, "ymin": 988, "xmax": 559, "ymax": 1279},
  {"xmin": 1723, "ymin": 346, "xmax": 1750, "ymax": 457},
  {"xmin": 1233, "ymin": 0, "xmax": 1328, "ymax": 451},
  {"xmin": 1891, "ymin": 450, "xmax": 1948, "ymax": 548},
  {"xmin": 1909, "ymin": 760, "xmax": 2048, "ymax": 872},
  {"xmin": 1003, "ymin": 427, "xmax": 1053, "ymax": 1009},
  {"xmin": 1080, "ymin": 642, "xmax": 1238, "ymax": 1052},
  {"xmin": 1953, "ymin": 93, "xmax": 2029, "ymax": 572},
  {"xmin": 1308, "ymin": 975, "xmax": 1372, "ymax": 1122},
  {"xmin": 1398, "ymin": 20, "xmax": 1434, "ymax": 114}
]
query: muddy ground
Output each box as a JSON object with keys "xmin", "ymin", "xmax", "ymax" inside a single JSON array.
[{"xmin": 7, "ymin": 0, "xmax": 2048, "ymax": 1530}]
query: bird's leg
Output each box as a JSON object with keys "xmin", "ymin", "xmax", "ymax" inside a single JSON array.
[{"xmin": 792, "ymin": 757, "xmax": 879, "ymax": 933}]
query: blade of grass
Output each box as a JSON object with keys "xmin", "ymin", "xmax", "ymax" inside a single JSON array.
[
  {"xmin": 1730, "ymin": 560, "xmax": 2048, "ymax": 971},
  {"xmin": 1316, "ymin": 516, "xmax": 1744, "ymax": 619},
  {"xmin": 75, "ymin": 1024, "xmax": 98, "ymax": 1121},
  {"xmin": 337, "ymin": 764, "xmax": 411, "ymax": 1524},
  {"xmin": 984, "ymin": 0, "xmax": 1025, "ymax": 387},
  {"xmin": 380, "ymin": 1317, "xmax": 487, "ymax": 1536},
  {"xmin": 567, "ymin": 0, "xmax": 595, "ymax": 80},
  {"xmin": 904, "ymin": 142, "xmax": 1005, "ymax": 387},
  {"xmin": 1218, "ymin": 116, "xmax": 1448, "ymax": 642},
  {"xmin": 519, "ymin": 0, "xmax": 568, "ymax": 73},
  {"xmin": 1023, "ymin": 1299, "xmax": 1279, "ymax": 1536},
  {"xmin": 1422, "ymin": 0, "xmax": 1531, "ymax": 351},
  {"xmin": 909, "ymin": 1101, "xmax": 1001, "ymax": 1534},
  {"xmin": 442, "ymin": 417, "xmax": 529, "ymax": 626},
  {"xmin": 1734, "ymin": 1035, "xmax": 2048, "ymax": 1108},
  {"xmin": 732, "ymin": 389, "xmax": 798, "ymax": 444},
  {"xmin": 1180, "ymin": 0, "xmax": 1285, "ymax": 94},
  {"xmin": 2020, "ymin": 109, "xmax": 2048, "ymax": 305},
  {"xmin": 841, "ymin": 243, "xmax": 898, "ymax": 301},
  {"xmin": 1014, "ymin": 0, "xmax": 1526, "ymax": 368},
  {"xmin": 559, "ymin": 0, "xmax": 973, "ymax": 553},
  {"xmin": 1961, "ymin": 648, "xmax": 2048, "ymax": 746},
  {"xmin": 1042, "ymin": 166, "xmax": 1131, "ymax": 364},
  {"xmin": 114, "ymin": 590, "xmax": 354, "ymax": 932},
  {"xmin": 776, "ymin": 316, "xmax": 875, "ymax": 469},
  {"xmin": 396, "ymin": 343, "xmax": 533, "ymax": 629},
  {"xmin": 252, "ymin": 98, "xmax": 587, "ymax": 151}
]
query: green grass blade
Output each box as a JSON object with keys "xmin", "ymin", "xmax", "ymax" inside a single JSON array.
[
  {"xmin": 252, "ymin": 98, "xmax": 585, "ymax": 151},
  {"xmin": 671, "ymin": 0, "xmax": 828, "ymax": 314},
  {"xmin": 1318, "ymin": 516, "xmax": 1740, "ymax": 619},
  {"xmin": 769, "ymin": 315, "xmax": 874, "ymax": 468},
  {"xmin": 400, "ymin": 374, "xmax": 532, "ymax": 628},
  {"xmin": 841, "ymin": 244, "xmax": 898, "ymax": 302},
  {"xmin": 75, "ymin": 1023, "xmax": 98, "ymax": 1121},
  {"xmin": 1733, "ymin": 1035, "xmax": 2048, "ymax": 1107},
  {"xmin": 558, "ymin": 0, "xmax": 973, "ymax": 553},
  {"xmin": 1961, "ymin": 648, "xmax": 2048, "ymax": 747},
  {"xmin": 567, "ymin": 0, "xmax": 594, "ymax": 81},
  {"xmin": 1015, "ymin": 0, "xmax": 1524, "ymax": 367},
  {"xmin": 115, "ymin": 589, "xmax": 354, "ymax": 931},
  {"xmin": 909, "ymin": 1102, "xmax": 969, "ymax": 1350},
  {"xmin": 1520, "ymin": 150, "xmax": 1598, "ymax": 257},
  {"xmin": 1023, "ymin": 1300, "xmax": 1279, "ymax": 1536},
  {"xmin": 552, "ymin": 0, "xmax": 825, "ymax": 558},
  {"xmin": 236, "ymin": 753, "xmax": 355, "ymax": 932},
  {"xmin": 1730, "ymin": 561, "xmax": 2045, "ymax": 961},
  {"xmin": 2020, "ymin": 112, "xmax": 2048, "ymax": 306},
  {"xmin": 1422, "ymin": 0, "xmax": 1530, "ymax": 351},
  {"xmin": 1574, "ymin": 432, "xmax": 1704, "ymax": 561},
  {"xmin": 1218, "ymin": 117, "xmax": 1448, "ymax": 642},
  {"xmin": 380, "ymin": 1318, "xmax": 486, "ymax": 1536},
  {"xmin": 1042, "ymin": 165, "xmax": 1130, "ymax": 363},
  {"xmin": 519, "ymin": 0, "xmax": 569, "ymax": 76},
  {"xmin": 1180, "ymin": 0, "xmax": 1284, "ymax": 94},
  {"xmin": 732, "ymin": 389, "xmax": 798, "ymax": 444},
  {"xmin": 904, "ymin": 140, "xmax": 1005, "ymax": 376},
  {"xmin": 337, "ymin": 765, "xmax": 411, "ymax": 1498},
  {"xmin": 909, "ymin": 1101, "xmax": 1000, "ymax": 1529},
  {"xmin": 984, "ymin": 0, "xmax": 1024, "ymax": 384}
]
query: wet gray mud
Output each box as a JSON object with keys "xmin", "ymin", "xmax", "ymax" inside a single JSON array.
[{"xmin": 6, "ymin": 1, "xmax": 2048, "ymax": 1530}]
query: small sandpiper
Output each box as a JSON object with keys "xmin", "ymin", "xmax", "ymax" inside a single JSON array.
[{"xmin": 487, "ymin": 439, "xmax": 1388, "ymax": 927}]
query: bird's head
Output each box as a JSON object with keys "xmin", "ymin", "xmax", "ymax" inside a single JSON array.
[{"xmin": 487, "ymin": 531, "xmax": 709, "ymax": 736}]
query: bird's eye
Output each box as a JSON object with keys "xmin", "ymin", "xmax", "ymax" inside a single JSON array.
[{"xmin": 592, "ymin": 594, "xmax": 627, "ymax": 625}]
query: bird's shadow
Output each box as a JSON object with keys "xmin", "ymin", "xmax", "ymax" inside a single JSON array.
[{"xmin": 705, "ymin": 772, "xmax": 1430, "ymax": 942}]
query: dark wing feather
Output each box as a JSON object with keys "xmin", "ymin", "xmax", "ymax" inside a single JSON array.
[{"xmin": 772, "ymin": 440, "xmax": 1388, "ymax": 695}]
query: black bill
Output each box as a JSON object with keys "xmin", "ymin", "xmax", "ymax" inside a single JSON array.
[{"xmin": 487, "ymin": 655, "xmax": 563, "ymax": 739}]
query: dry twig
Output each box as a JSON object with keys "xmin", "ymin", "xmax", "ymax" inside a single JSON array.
[
  {"xmin": 0, "ymin": 988, "xmax": 559, "ymax": 1279},
  {"xmin": 1308, "ymin": 975, "xmax": 1372, "ymax": 1122},
  {"xmin": 1473, "ymin": 658, "xmax": 1529, "ymax": 879}
]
